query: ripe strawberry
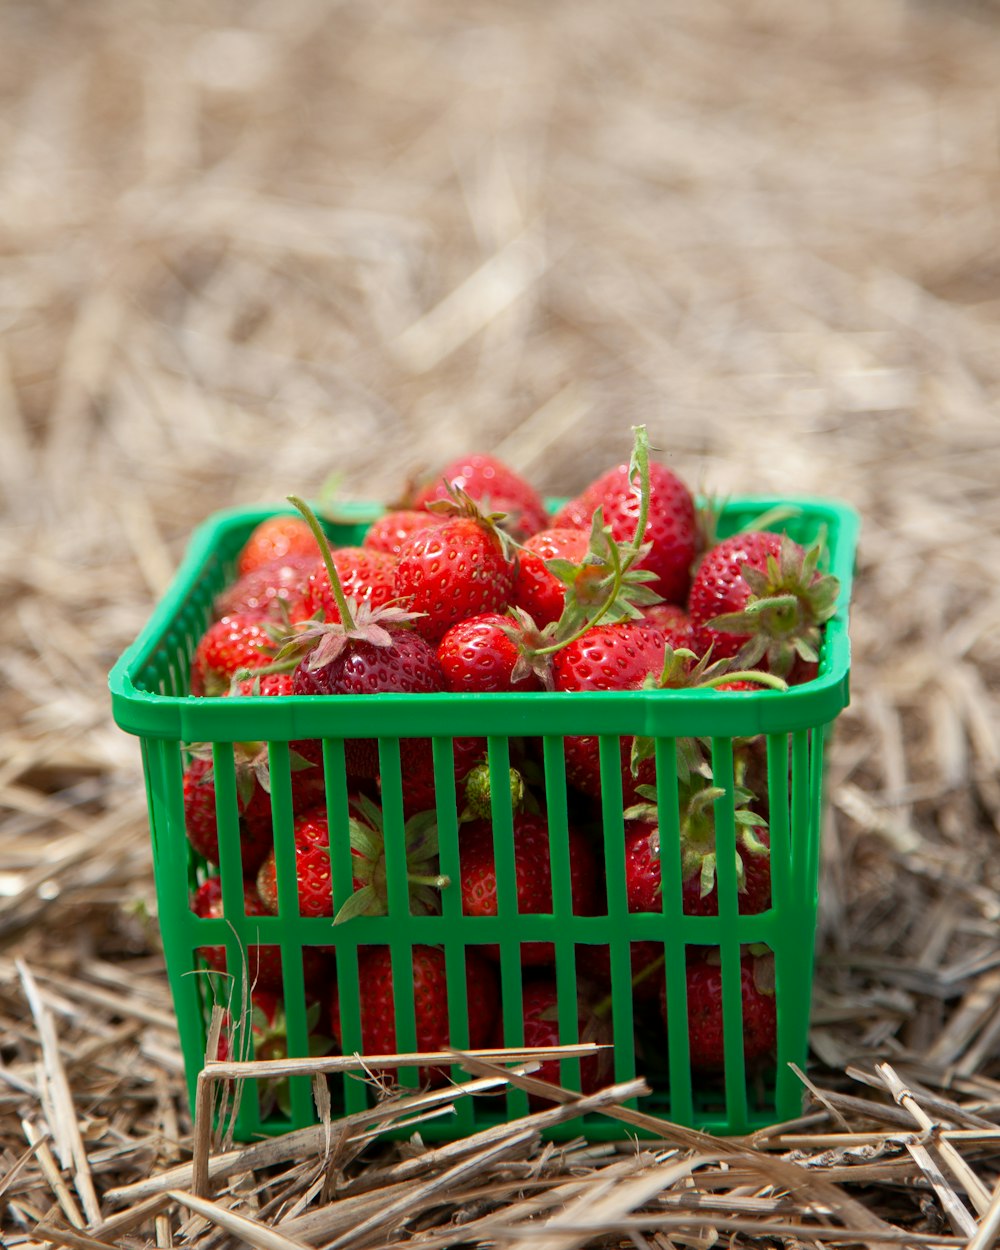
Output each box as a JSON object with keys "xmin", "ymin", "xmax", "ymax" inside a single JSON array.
[
  {"xmin": 437, "ymin": 612, "xmax": 542, "ymax": 694},
  {"xmin": 551, "ymin": 620, "xmax": 667, "ymax": 803},
  {"xmin": 192, "ymin": 877, "xmax": 329, "ymax": 992},
  {"xmin": 237, "ymin": 515, "xmax": 322, "ymax": 576},
  {"xmin": 330, "ymin": 945, "xmax": 499, "ymax": 1086},
  {"xmin": 511, "ymin": 528, "xmax": 592, "ymax": 628},
  {"xmin": 190, "ymin": 613, "xmax": 278, "ymax": 696},
  {"xmin": 552, "ymin": 459, "xmax": 697, "ymax": 604},
  {"xmin": 295, "ymin": 547, "xmax": 399, "ymax": 625},
  {"xmin": 214, "ymin": 554, "xmax": 319, "ymax": 619},
  {"xmin": 458, "ymin": 813, "xmax": 600, "ymax": 965},
  {"xmin": 363, "ymin": 510, "xmax": 444, "ymax": 559},
  {"xmin": 255, "ymin": 800, "xmax": 447, "ymax": 922},
  {"xmin": 640, "ymin": 603, "xmax": 694, "ymax": 651},
  {"xmin": 624, "ymin": 778, "xmax": 771, "ymax": 917},
  {"xmin": 505, "ymin": 978, "xmax": 614, "ymax": 1105},
  {"xmin": 292, "ymin": 624, "xmax": 443, "ymax": 776},
  {"xmin": 688, "ymin": 531, "xmax": 839, "ymax": 679},
  {"xmin": 661, "ymin": 949, "xmax": 777, "ymax": 1072},
  {"xmin": 182, "ymin": 755, "xmax": 274, "ymax": 873},
  {"xmin": 412, "ymin": 453, "xmax": 549, "ymax": 542},
  {"xmin": 395, "ymin": 504, "xmax": 515, "ymax": 644}
]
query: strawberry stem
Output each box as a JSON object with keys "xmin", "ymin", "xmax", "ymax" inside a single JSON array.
[
  {"xmin": 591, "ymin": 951, "xmax": 666, "ymax": 1019},
  {"xmin": 530, "ymin": 424, "xmax": 653, "ymax": 657},
  {"xmin": 287, "ymin": 495, "xmax": 355, "ymax": 631},
  {"xmin": 700, "ymin": 670, "xmax": 788, "ymax": 692}
]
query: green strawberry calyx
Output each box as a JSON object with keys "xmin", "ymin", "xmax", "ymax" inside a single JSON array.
[
  {"xmin": 333, "ymin": 794, "xmax": 450, "ymax": 925},
  {"xmin": 706, "ymin": 534, "xmax": 840, "ymax": 677},
  {"xmin": 625, "ymin": 777, "xmax": 768, "ymax": 901},
  {"xmin": 630, "ymin": 646, "xmax": 786, "ymax": 784},
  {"xmin": 422, "ymin": 483, "xmax": 521, "ymax": 562}
]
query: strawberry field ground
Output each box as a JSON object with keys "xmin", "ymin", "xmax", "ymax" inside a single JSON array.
[{"xmin": 3, "ymin": 0, "xmax": 1000, "ymax": 1245}]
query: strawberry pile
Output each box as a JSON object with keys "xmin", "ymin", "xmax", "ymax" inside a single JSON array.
[{"xmin": 185, "ymin": 428, "xmax": 839, "ymax": 1106}]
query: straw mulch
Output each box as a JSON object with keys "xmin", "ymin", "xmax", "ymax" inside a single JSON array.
[{"xmin": 3, "ymin": 0, "xmax": 1000, "ymax": 1245}]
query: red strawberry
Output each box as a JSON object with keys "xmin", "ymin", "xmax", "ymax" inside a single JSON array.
[
  {"xmin": 437, "ymin": 612, "xmax": 542, "ymax": 694},
  {"xmin": 551, "ymin": 620, "xmax": 667, "ymax": 803},
  {"xmin": 688, "ymin": 531, "xmax": 839, "ymax": 679},
  {"xmin": 330, "ymin": 945, "xmax": 499, "ymax": 1086},
  {"xmin": 280, "ymin": 498, "xmax": 448, "ymax": 783},
  {"xmin": 214, "ymin": 554, "xmax": 319, "ymax": 619},
  {"xmin": 182, "ymin": 755, "xmax": 274, "ymax": 873},
  {"xmin": 505, "ymin": 978, "xmax": 614, "ymax": 1105},
  {"xmin": 413, "ymin": 453, "xmax": 549, "ymax": 542},
  {"xmin": 458, "ymin": 813, "xmax": 600, "ymax": 965},
  {"xmin": 511, "ymin": 528, "xmax": 592, "ymax": 628},
  {"xmin": 364, "ymin": 510, "xmax": 444, "ymax": 559},
  {"xmin": 192, "ymin": 877, "xmax": 328, "ymax": 992},
  {"xmin": 624, "ymin": 778, "xmax": 771, "ymax": 917},
  {"xmin": 640, "ymin": 603, "xmax": 694, "ymax": 652},
  {"xmin": 295, "ymin": 547, "xmax": 399, "ymax": 625},
  {"xmin": 190, "ymin": 613, "xmax": 277, "ymax": 696},
  {"xmin": 255, "ymin": 800, "xmax": 447, "ymax": 922},
  {"xmin": 553, "ymin": 460, "xmax": 697, "ymax": 604},
  {"xmin": 395, "ymin": 507, "xmax": 514, "ymax": 644},
  {"xmin": 292, "ymin": 625, "xmax": 443, "ymax": 776},
  {"xmin": 661, "ymin": 949, "xmax": 777, "ymax": 1072},
  {"xmin": 256, "ymin": 808, "xmax": 338, "ymax": 918},
  {"xmin": 233, "ymin": 671, "xmax": 296, "ymax": 697},
  {"xmin": 238, "ymin": 515, "xmax": 322, "ymax": 576}
]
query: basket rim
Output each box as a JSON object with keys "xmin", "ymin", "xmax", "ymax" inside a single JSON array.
[{"xmin": 109, "ymin": 495, "xmax": 860, "ymax": 740}]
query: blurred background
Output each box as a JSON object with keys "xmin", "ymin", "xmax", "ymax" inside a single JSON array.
[{"xmin": 2, "ymin": 0, "xmax": 1000, "ymax": 1106}]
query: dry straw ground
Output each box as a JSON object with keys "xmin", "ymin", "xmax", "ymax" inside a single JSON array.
[{"xmin": 2, "ymin": 0, "xmax": 1000, "ymax": 1245}]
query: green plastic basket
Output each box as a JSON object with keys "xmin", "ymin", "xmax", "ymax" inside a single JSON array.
[{"xmin": 109, "ymin": 496, "xmax": 858, "ymax": 1141}]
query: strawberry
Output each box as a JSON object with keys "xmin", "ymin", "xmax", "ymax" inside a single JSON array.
[
  {"xmin": 183, "ymin": 668, "xmax": 327, "ymax": 867},
  {"xmin": 255, "ymin": 800, "xmax": 447, "ymax": 922},
  {"xmin": 437, "ymin": 612, "xmax": 542, "ymax": 694},
  {"xmin": 192, "ymin": 877, "xmax": 329, "ymax": 992},
  {"xmin": 292, "ymin": 624, "xmax": 443, "ymax": 777},
  {"xmin": 511, "ymin": 528, "xmax": 592, "ymax": 628},
  {"xmin": 551, "ymin": 620, "xmax": 667, "ymax": 803},
  {"xmin": 214, "ymin": 553, "xmax": 319, "ymax": 619},
  {"xmin": 363, "ymin": 509, "xmax": 444, "ymax": 559},
  {"xmin": 458, "ymin": 812, "xmax": 600, "ymax": 965},
  {"xmin": 640, "ymin": 603, "xmax": 694, "ymax": 651},
  {"xmin": 504, "ymin": 978, "xmax": 614, "ymax": 1105},
  {"xmin": 552, "ymin": 458, "xmax": 697, "ymax": 604},
  {"xmin": 182, "ymin": 755, "xmax": 274, "ymax": 873},
  {"xmin": 662, "ymin": 949, "xmax": 777, "ymax": 1072},
  {"xmin": 237, "ymin": 515, "xmax": 322, "ymax": 576},
  {"xmin": 624, "ymin": 777, "xmax": 771, "ymax": 917},
  {"xmin": 330, "ymin": 945, "xmax": 499, "ymax": 1086},
  {"xmin": 190, "ymin": 612, "xmax": 278, "ymax": 696},
  {"xmin": 283, "ymin": 497, "xmax": 445, "ymax": 779},
  {"xmin": 688, "ymin": 531, "xmax": 839, "ymax": 679},
  {"xmin": 394, "ymin": 498, "xmax": 515, "ymax": 644},
  {"xmin": 295, "ymin": 547, "xmax": 399, "ymax": 625},
  {"xmin": 412, "ymin": 453, "xmax": 549, "ymax": 542}
]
